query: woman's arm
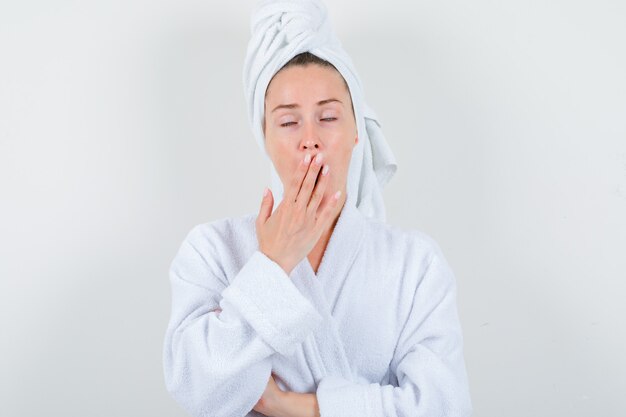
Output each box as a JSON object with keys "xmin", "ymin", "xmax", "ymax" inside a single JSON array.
[
  {"xmin": 163, "ymin": 224, "xmax": 324, "ymax": 417},
  {"xmin": 269, "ymin": 391, "xmax": 320, "ymax": 417},
  {"xmin": 251, "ymin": 373, "xmax": 320, "ymax": 417},
  {"xmin": 312, "ymin": 247, "xmax": 472, "ymax": 417},
  {"xmin": 283, "ymin": 392, "xmax": 320, "ymax": 417},
  {"xmin": 265, "ymin": 242, "xmax": 472, "ymax": 417}
]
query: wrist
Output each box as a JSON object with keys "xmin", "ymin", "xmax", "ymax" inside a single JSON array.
[
  {"xmin": 277, "ymin": 258, "xmax": 296, "ymax": 276},
  {"xmin": 275, "ymin": 392, "xmax": 318, "ymax": 417},
  {"xmin": 270, "ymin": 390, "xmax": 292, "ymax": 417},
  {"xmin": 259, "ymin": 249, "xmax": 295, "ymax": 275}
]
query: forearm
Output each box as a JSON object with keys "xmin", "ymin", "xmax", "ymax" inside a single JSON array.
[{"xmin": 274, "ymin": 392, "xmax": 320, "ymax": 417}]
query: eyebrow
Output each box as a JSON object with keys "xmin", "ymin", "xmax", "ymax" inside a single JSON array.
[{"xmin": 270, "ymin": 98, "xmax": 343, "ymax": 114}]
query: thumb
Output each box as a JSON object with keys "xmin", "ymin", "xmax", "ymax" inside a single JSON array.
[{"xmin": 257, "ymin": 187, "xmax": 273, "ymax": 226}]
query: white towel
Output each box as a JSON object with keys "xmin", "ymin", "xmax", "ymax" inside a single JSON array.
[{"xmin": 243, "ymin": 0, "xmax": 398, "ymax": 221}]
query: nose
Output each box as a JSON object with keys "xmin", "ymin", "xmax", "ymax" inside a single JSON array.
[
  {"xmin": 302, "ymin": 139, "xmax": 320, "ymax": 151},
  {"xmin": 300, "ymin": 121, "xmax": 321, "ymax": 153}
]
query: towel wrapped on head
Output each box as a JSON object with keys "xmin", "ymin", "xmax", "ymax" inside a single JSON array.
[{"xmin": 243, "ymin": 0, "xmax": 398, "ymax": 221}]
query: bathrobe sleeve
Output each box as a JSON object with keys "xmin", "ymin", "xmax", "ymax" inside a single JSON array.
[
  {"xmin": 315, "ymin": 243, "xmax": 473, "ymax": 417},
  {"xmin": 163, "ymin": 224, "xmax": 324, "ymax": 417}
]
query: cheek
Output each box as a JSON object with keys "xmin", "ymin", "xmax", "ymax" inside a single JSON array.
[
  {"xmin": 325, "ymin": 154, "xmax": 348, "ymax": 177},
  {"xmin": 270, "ymin": 147, "xmax": 300, "ymax": 179},
  {"xmin": 335, "ymin": 142, "xmax": 354, "ymax": 164}
]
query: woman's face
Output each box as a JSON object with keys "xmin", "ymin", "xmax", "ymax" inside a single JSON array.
[{"xmin": 263, "ymin": 64, "xmax": 358, "ymax": 205}]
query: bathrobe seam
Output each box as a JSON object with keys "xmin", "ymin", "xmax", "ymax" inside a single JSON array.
[{"xmin": 309, "ymin": 333, "xmax": 328, "ymax": 376}]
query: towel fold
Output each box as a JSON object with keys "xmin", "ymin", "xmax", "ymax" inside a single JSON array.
[{"xmin": 243, "ymin": 0, "xmax": 398, "ymax": 221}]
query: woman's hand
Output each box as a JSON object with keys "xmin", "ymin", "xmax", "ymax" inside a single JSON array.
[
  {"xmin": 253, "ymin": 373, "xmax": 286, "ymax": 416},
  {"xmin": 256, "ymin": 152, "xmax": 342, "ymax": 275},
  {"xmin": 253, "ymin": 373, "xmax": 320, "ymax": 417}
]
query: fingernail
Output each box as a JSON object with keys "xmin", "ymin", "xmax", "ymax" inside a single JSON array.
[
  {"xmin": 304, "ymin": 153, "xmax": 311, "ymax": 164},
  {"xmin": 322, "ymin": 165, "xmax": 329, "ymax": 175},
  {"xmin": 263, "ymin": 187, "xmax": 269, "ymax": 197},
  {"xmin": 334, "ymin": 190, "xmax": 341, "ymax": 200},
  {"xmin": 315, "ymin": 152, "xmax": 324, "ymax": 164}
]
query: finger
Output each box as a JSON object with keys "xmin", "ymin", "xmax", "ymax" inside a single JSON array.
[
  {"xmin": 306, "ymin": 163, "xmax": 330, "ymax": 217},
  {"xmin": 256, "ymin": 187, "xmax": 273, "ymax": 228},
  {"xmin": 284, "ymin": 152, "xmax": 312, "ymax": 204},
  {"xmin": 315, "ymin": 189, "xmax": 342, "ymax": 229},
  {"xmin": 295, "ymin": 152, "xmax": 324, "ymax": 211}
]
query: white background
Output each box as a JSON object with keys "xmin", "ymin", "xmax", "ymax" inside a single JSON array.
[{"xmin": 1, "ymin": 1, "xmax": 625, "ymax": 416}]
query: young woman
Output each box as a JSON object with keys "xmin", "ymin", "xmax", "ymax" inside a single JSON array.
[{"xmin": 163, "ymin": 2, "xmax": 472, "ymax": 417}]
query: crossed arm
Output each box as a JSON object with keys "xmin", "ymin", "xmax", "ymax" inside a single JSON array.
[
  {"xmin": 211, "ymin": 307, "xmax": 318, "ymax": 417},
  {"xmin": 255, "ymin": 381, "xmax": 319, "ymax": 417},
  {"xmin": 163, "ymin": 228, "xmax": 472, "ymax": 417}
]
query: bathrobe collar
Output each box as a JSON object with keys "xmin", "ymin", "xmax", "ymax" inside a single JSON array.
[
  {"xmin": 286, "ymin": 198, "xmax": 367, "ymax": 381},
  {"xmin": 296, "ymin": 198, "xmax": 367, "ymax": 285}
]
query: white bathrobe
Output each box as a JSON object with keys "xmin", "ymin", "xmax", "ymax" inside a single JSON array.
[{"xmin": 162, "ymin": 200, "xmax": 473, "ymax": 417}]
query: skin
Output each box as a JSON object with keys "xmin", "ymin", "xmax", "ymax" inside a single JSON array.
[
  {"xmin": 258, "ymin": 63, "xmax": 358, "ymax": 275},
  {"xmin": 251, "ymin": 63, "xmax": 359, "ymax": 416}
]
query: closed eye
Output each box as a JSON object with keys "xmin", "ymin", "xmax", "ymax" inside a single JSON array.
[{"xmin": 280, "ymin": 118, "xmax": 336, "ymax": 127}]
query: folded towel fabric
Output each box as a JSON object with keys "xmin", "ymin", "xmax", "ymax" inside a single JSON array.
[{"xmin": 243, "ymin": 0, "xmax": 398, "ymax": 222}]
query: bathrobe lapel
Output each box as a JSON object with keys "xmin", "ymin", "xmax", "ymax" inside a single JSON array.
[{"xmin": 288, "ymin": 200, "xmax": 366, "ymax": 383}]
